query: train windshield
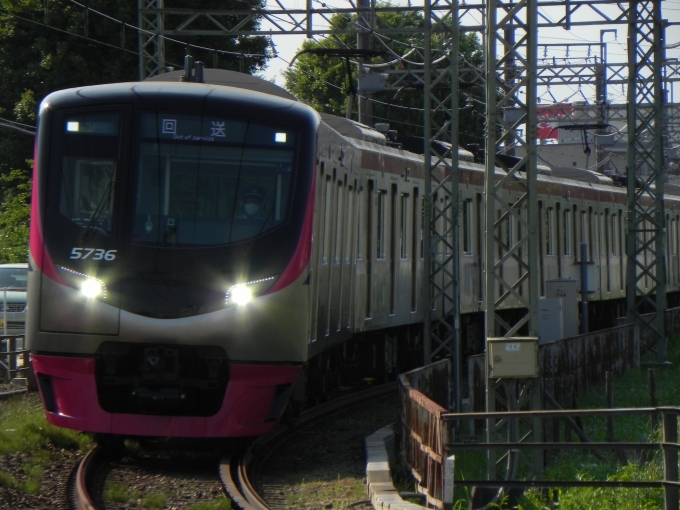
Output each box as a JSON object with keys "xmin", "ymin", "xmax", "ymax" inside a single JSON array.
[
  {"xmin": 133, "ymin": 112, "xmax": 296, "ymax": 246},
  {"xmin": 56, "ymin": 113, "xmax": 119, "ymax": 238}
]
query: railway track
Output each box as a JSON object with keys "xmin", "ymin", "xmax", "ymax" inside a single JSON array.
[
  {"xmin": 224, "ymin": 382, "xmax": 397, "ymax": 510},
  {"xmin": 69, "ymin": 382, "xmax": 397, "ymax": 509}
]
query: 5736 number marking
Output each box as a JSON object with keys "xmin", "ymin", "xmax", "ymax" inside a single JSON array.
[{"xmin": 69, "ymin": 248, "xmax": 117, "ymax": 261}]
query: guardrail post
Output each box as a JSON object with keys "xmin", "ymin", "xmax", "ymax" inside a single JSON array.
[
  {"xmin": 2, "ymin": 289, "xmax": 7, "ymax": 335},
  {"xmin": 443, "ymin": 455, "xmax": 455, "ymax": 510},
  {"xmin": 663, "ymin": 410, "xmax": 678, "ymax": 510},
  {"xmin": 8, "ymin": 337, "xmax": 16, "ymax": 379}
]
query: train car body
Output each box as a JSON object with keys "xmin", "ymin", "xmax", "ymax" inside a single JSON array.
[
  {"xmin": 28, "ymin": 72, "xmax": 318, "ymax": 437},
  {"xmin": 27, "ymin": 69, "xmax": 680, "ymax": 438}
]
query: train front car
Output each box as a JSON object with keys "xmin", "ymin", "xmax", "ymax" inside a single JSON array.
[{"xmin": 27, "ymin": 79, "xmax": 318, "ymax": 438}]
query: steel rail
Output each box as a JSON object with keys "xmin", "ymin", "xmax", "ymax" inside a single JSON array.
[
  {"xmin": 222, "ymin": 382, "xmax": 398, "ymax": 510},
  {"xmin": 73, "ymin": 446, "xmax": 100, "ymax": 510}
]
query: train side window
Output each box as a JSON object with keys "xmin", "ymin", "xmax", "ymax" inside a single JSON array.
[
  {"xmin": 611, "ymin": 213, "xmax": 618, "ymax": 256},
  {"xmin": 345, "ymin": 184, "xmax": 355, "ymax": 264},
  {"xmin": 563, "ymin": 209, "xmax": 571, "ymax": 256},
  {"xmin": 463, "ymin": 199, "xmax": 473, "ymax": 255},
  {"xmin": 588, "ymin": 207, "xmax": 595, "ymax": 261},
  {"xmin": 377, "ymin": 189, "xmax": 386, "ymax": 259},
  {"xmin": 400, "ymin": 193, "xmax": 409, "ymax": 259},
  {"xmin": 334, "ymin": 179, "xmax": 344, "ymax": 264},
  {"xmin": 321, "ymin": 175, "xmax": 332, "ymax": 264},
  {"xmin": 546, "ymin": 207, "xmax": 555, "ymax": 256},
  {"xmin": 580, "ymin": 210, "xmax": 588, "ymax": 260}
]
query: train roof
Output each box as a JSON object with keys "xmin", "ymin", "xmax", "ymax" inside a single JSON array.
[
  {"xmin": 148, "ymin": 69, "xmax": 394, "ymax": 145},
  {"xmin": 550, "ymin": 166, "xmax": 614, "ymax": 185},
  {"xmin": 146, "ymin": 69, "xmax": 478, "ymax": 160},
  {"xmin": 146, "ymin": 69, "xmax": 298, "ymax": 101}
]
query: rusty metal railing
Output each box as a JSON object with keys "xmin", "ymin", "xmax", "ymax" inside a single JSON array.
[
  {"xmin": 400, "ymin": 356, "xmax": 680, "ymax": 509},
  {"xmin": 399, "ymin": 361, "xmax": 450, "ymax": 508}
]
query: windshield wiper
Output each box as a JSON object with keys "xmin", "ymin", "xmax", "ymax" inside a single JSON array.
[{"xmin": 81, "ymin": 180, "xmax": 114, "ymax": 242}]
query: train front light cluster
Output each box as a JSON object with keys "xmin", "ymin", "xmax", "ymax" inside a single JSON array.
[
  {"xmin": 58, "ymin": 267, "xmax": 107, "ymax": 299},
  {"xmin": 225, "ymin": 276, "xmax": 276, "ymax": 307}
]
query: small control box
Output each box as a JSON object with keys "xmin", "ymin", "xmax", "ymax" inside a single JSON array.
[{"xmin": 487, "ymin": 337, "xmax": 539, "ymax": 378}]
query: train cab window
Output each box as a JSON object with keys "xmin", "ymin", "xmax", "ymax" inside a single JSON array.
[
  {"xmin": 133, "ymin": 112, "xmax": 295, "ymax": 246},
  {"xmin": 53, "ymin": 113, "xmax": 120, "ymax": 237}
]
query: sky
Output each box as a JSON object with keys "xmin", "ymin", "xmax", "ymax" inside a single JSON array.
[{"xmin": 257, "ymin": 0, "xmax": 680, "ymax": 105}]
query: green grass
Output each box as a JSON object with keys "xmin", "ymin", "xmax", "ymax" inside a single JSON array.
[
  {"xmin": 0, "ymin": 393, "xmax": 93, "ymax": 496},
  {"xmin": 105, "ymin": 481, "xmax": 140, "ymax": 503},
  {"xmin": 515, "ymin": 339, "xmax": 680, "ymax": 510},
  {"xmin": 0, "ymin": 470, "xmax": 15, "ymax": 488},
  {"xmin": 141, "ymin": 492, "xmax": 167, "ymax": 509},
  {"xmin": 187, "ymin": 502, "xmax": 232, "ymax": 510}
]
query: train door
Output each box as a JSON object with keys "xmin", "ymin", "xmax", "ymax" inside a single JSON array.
[
  {"xmin": 319, "ymin": 170, "xmax": 334, "ymax": 340},
  {"xmin": 538, "ymin": 201, "xmax": 544, "ymax": 296},
  {"xmin": 618, "ymin": 209, "xmax": 624, "ymax": 292},
  {"xmin": 389, "ymin": 184, "xmax": 396, "ymax": 316},
  {"xmin": 605, "ymin": 209, "xmax": 611, "ymax": 293},
  {"xmin": 341, "ymin": 180, "xmax": 356, "ymax": 331},
  {"xmin": 365, "ymin": 180, "xmax": 374, "ymax": 319},
  {"xmin": 328, "ymin": 175, "xmax": 345, "ymax": 335},
  {"xmin": 410, "ymin": 188, "xmax": 419, "ymax": 313}
]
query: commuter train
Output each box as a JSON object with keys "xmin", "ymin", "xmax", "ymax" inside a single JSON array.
[{"xmin": 26, "ymin": 68, "xmax": 680, "ymax": 438}]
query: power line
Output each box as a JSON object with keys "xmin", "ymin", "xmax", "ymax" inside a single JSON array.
[{"xmin": 0, "ymin": 118, "xmax": 35, "ymax": 136}]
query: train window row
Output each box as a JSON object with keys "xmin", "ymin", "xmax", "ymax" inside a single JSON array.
[{"xmin": 315, "ymin": 163, "xmax": 680, "ymax": 334}]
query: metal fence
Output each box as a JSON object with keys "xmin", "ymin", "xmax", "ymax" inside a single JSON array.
[
  {"xmin": 0, "ymin": 335, "xmax": 28, "ymax": 383},
  {"xmin": 400, "ymin": 367, "xmax": 680, "ymax": 509},
  {"xmin": 398, "ymin": 321, "xmax": 680, "ymax": 508},
  {"xmin": 468, "ymin": 323, "xmax": 639, "ymax": 422}
]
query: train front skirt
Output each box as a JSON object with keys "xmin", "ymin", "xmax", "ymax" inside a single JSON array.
[{"xmin": 31, "ymin": 354, "xmax": 299, "ymax": 437}]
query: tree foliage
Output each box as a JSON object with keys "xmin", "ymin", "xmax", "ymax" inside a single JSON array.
[
  {"xmin": 0, "ymin": 0, "xmax": 272, "ymax": 262},
  {"xmin": 0, "ymin": 169, "xmax": 30, "ymax": 263},
  {"xmin": 284, "ymin": 6, "xmax": 485, "ymax": 145}
]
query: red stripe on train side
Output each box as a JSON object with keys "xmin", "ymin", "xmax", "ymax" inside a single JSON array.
[
  {"xmin": 266, "ymin": 169, "xmax": 316, "ymax": 294},
  {"xmin": 29, "ymin": 145, "xmax": 65, "ymax": 284}
]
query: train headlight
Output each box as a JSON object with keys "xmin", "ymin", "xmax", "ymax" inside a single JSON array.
[
  {"xmin": 80, "ymin": 278, "xmax": 104, "ymax": 298},
  {"xmin": 58, "ymin": 267, "xmax": 107, "ymax": 300},
  {"xmin": 230, "ymin": 285, "xmax": 252, "ymax": 305},
  {"xmin": 225, "ymin": 276, "xmax": 276, "ymax": 307}
]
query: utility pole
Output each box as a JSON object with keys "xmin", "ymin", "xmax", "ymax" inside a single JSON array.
[
  {"xmin": 596, "ymin": 29, "xmax": 617, "ymax": 172},
  {"xmin": 357, "ymin": 0, "xmax": 373, "ymax": 126}
]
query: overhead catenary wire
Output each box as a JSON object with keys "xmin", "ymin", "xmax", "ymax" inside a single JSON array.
[{"xmin": 0, "ymin": 117, "xmax": 36, "ymax": 136}]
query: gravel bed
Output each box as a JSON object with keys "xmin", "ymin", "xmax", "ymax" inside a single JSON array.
[{"xmin": 0, "ymin": 390, "xmax": 401, "ymax": 509}]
